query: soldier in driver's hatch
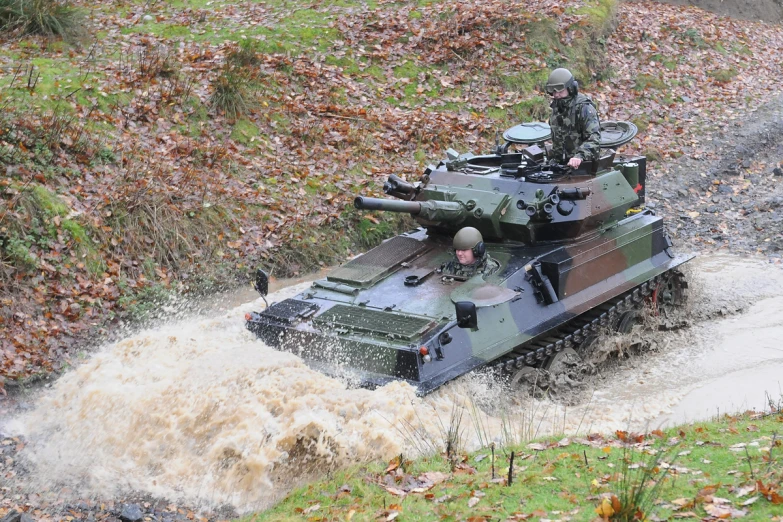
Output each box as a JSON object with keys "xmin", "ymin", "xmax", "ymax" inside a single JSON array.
[
  {"xmin": 440, "ymin": 227, "xmax": 499, "ymax": 279},
  {"xmin": 546, "ymin": 68, "xmax": 601, "ymax": 169}
]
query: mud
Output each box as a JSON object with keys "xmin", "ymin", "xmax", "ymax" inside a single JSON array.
[
  {"xmin": 649, "ymin": 92, "xmax": 783, "ymax": 263},
  {"xmin": 643, "ymin": 0, "xmax": 783, "ymax": 23}
]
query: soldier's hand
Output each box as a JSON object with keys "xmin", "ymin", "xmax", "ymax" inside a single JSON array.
[{"xmin": 568, "ymin": 157, "xmax": 583, "ymax": 169}]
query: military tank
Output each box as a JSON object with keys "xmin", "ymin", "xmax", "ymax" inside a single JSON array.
[{"xmin": 245, "ymin": 121, "xmax": 694, "ymax": 395}]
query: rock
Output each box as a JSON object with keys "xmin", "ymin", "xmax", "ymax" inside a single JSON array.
[
  {"xmin": 706, "ymin": 205, "xmax": 719, "ymax": 213},
  {"xmin": 774, "ymin": 167, "xmax": 783, "ymax": 176},
  {"xmin": 712, "ymin": 196, "xmax": 721, "ymax": 203},
  {"xmin": 741, "ymin": 159, "xmax": 752, "ymax": 168},
  {"xmin": 120, "ymin": 504, "xmax": 144, "ymax": 522},
  {"xmin": 662, "ymin": 191, "xmax": 674, "ymax": 199},
  {"xmin": 1, "ymin": 510, "xmax": 21, "ymax": 522},
  {"xmin": 143, "ymin": 14, "xmax": 153, "ymax": 21},
  {"xmin": 730, "ymin": 196, "xmax": 741, "ymax": 203},
  {"xmin": 717, "ymin": 184, "xmax": 732, "ymax": 194},
  {"xmin": 677, "ymin": 188, "xmax": 689, "ymax": 197},
  {"xmin": 20, "ymin": 515, "xmax": 33, "ymax": 522}
]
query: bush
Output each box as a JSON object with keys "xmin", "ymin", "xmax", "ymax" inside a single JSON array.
[{"xmin": 0, "ymin": 0, "xmax": 84, "ymax": 39}]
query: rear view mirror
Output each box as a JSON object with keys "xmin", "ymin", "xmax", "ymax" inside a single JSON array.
[
  {"xmin": 455, "ymin": 301, "xmax": 478, "ymax": 329},
  {"xmin": 254, "ymin": 269, "xmax": 269, "ymax": 296}
]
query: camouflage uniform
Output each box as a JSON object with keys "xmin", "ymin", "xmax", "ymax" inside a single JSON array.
[
  {"xmin": 549, "ymin": 93, "xmax": 601, "ymax": 164},
  {"xmin": 440, "ymin": 254, "xmax": 500, "ymax": 279}
]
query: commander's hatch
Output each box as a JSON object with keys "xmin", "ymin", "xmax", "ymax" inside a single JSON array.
[
  {"xmin": 599, "ymin": 121, "xmax": 638, "ymax": 148},
  {"xmin": 501, "ymin": 120, "xmax": 638, "ymax": 149}
]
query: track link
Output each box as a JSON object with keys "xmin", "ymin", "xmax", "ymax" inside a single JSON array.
[{"xmin": 492, "ymin": 269, "xmax": 687, "ymax": 374}]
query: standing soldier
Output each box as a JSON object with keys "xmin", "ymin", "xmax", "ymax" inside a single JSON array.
[{"xmin": 545, "ymin": 68, "xmax": 601, "ymax": 170}]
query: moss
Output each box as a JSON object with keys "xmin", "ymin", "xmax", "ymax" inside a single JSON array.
[
  {"xmin": 509, "ymin": 96, "xmax": 550, "ymax": 123},
  {"xmin": 61, "ymin": 219, "xmax": 105, "ymax": 276},
  {"xmin": 230, "ymin": 118, "xmax": 260, "ymax": 144},
  {"xmin": 631, "ymin": 115, "xmax": 650, "ymax": 133},
  {"xmin": 633, "ymin": 74, "xmax": 666, "ymax": 91},
  {"xmin": 500, "ymin": 69, "xmax": 548, "ymax": 93},
  {"xmin": 31, "ymin": 185, "xmax": 69, "ymax": 216},
  {"xmin": 708, "ymin": 68, "xmax": 738, "ymax": 83},
  {"xmin": 574, "ymin": 0, "xmax": 617, "ymax": 37},
  {"xmin": 525, "ymin": 18, "xmax": 560, "ymax": 54}
]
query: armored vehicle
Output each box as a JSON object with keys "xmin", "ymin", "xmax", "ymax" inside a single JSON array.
[{"xmin": 245, "ymin": 121, "xmax": 693, "ymax": 395}]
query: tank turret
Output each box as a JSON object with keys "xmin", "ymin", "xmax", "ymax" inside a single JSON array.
[{"xmin": 357, "ymin": 147, "xmax": 644, "ymax": 245}]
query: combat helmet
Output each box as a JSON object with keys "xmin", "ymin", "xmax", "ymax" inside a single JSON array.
[
  {"xmin": 453, "ymin": 227, "xmax": 485, "ymax": 258},
  {"xmin": 545, "ymin": 68, "xmax": 578, "ymax": 96}
]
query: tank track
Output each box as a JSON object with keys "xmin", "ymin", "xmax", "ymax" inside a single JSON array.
[{"xmin": 491, "ymin": 269, "xmax": 687, "ymax": 374}]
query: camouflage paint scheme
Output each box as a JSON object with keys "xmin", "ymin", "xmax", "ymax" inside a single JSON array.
[
  {"xmin": 549, "ymin": 93, "xmax": 601, "ymax": 163},
  {"xmin": 246, "ymin": 144, "xmax": 694, "ymax": 395}
]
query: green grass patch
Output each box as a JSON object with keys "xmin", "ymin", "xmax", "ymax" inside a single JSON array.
[
  {"xmin": 31, "ymin": 184, "xmax": 68, "ymax": 216},
  {"xmin": 708, "ymin": 67, "xmax": 739, "ymax": 83},
  {"xmin": 633, "ymin": 74, "xmax": 666, "ymax": 91},
  {"xmin": 251, "ymin": 410, "xmax": 783, "ymax": 521},
  {"xmin": 650, "ymin": 53, "xmax": 678, "ymax": 71},
  {"xmin": 230, "ymin": 118, "xmax": 260, "ymax": 144}
]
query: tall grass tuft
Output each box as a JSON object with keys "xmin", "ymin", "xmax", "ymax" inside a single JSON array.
[
  {"xmin": 208, "ymin": 64, "xmax": 256, "ymax": 121},
  {"xmin": 0, "ymin": 0, "xmax": 83, "ymax": 39},
  {"xmin": 605, "ymin": 441, "xmax": 677, "ymax": 521}
]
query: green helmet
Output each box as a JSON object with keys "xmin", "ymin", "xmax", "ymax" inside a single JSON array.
[
  {"xmin": 453, "ymin": 227, "xmax": 484, "ymax": 256},
  {"xmin": 545, "ymin": 68, "xmax": 576, "ymax": 95}
]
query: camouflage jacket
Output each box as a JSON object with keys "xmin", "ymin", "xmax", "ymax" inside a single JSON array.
[
  {"xmin": 549, "ymin": 93, "xmax": 601, "ymax": 164},
  {"xmin": 440, "ymin": 255, "xmax": 500, "ymax": 279}
]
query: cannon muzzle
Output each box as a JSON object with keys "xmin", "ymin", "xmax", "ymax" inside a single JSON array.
[
  {"xmin": 354, "ymin": 197, "xmax": 467, "ymax": 223},
  {"xmin": 354, "ymin": 197, "xmax": 422, "ymax": 214}
]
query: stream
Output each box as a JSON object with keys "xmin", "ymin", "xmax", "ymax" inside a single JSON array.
[{"xmin": 1, "ymin": 254, "xmax": 782, "ymax": 514}]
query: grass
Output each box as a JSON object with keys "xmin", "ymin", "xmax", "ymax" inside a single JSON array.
[
  {"xmin": 633, "ymin": 74, "xmax": 667, "ymax": 91},
  {"xmin": 209, "ymin": 64, "xmax": 257, "ymax": 121},
  {"xmin": 249, "ymin": 408, "xmax": 783, "ymax": 521},
  {"xmin": 0, "ymin": 0, "xmax": 84, "ymax": 39},
  {"xmin": 708, "ymin": 67, "xmax": 739, "ymax": 83}
]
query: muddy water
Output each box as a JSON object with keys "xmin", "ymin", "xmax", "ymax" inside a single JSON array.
[{"xmin": 2, "ymin": 255, "xmax": 783, "ymax": 513}]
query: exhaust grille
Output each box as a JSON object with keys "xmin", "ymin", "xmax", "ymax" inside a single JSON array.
[
  {"xmin": 261, "ymin": 299, "xmax": 319, "ymax": 324},
  {"xmin": 314, "ymin": 305, "xmax": 433, "ymax": 341},
  {"xmin": 328, "ymin": 236, "xmax": 430, "ymax": 287}
]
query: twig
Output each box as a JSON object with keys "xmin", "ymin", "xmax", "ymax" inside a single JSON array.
[
  {"xmin": 507, "ymin": 451, "xmax": 515, "ymax": 487},
  {"xmin": 584, "ymin": 450, "xmax": 589, "ymax": 467},
  {"xmin": 744, "ymin": 446, "xmax": 755, "ymax": 480},
  {"xmin": 491, "ymin": 442, "xmax": 495, "ymax": 480}
]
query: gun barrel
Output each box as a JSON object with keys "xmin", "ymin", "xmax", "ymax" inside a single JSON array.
[{"xmin": 354, "ymin": 196, "xmax": 422, "ymax": 214}]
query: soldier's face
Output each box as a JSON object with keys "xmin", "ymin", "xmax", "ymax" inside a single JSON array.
[
  {"xmin": 552, "ymin": 88, "xmax": 569, "ymax": 99},
  {"xmin": 456, "ymin": 249, "xmax": 476, "ymax": 265}
]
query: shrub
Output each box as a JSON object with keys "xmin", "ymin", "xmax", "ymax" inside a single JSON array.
[{"xmin": 0, "ymin": 0, "xmax": 84, "ymax": 39}]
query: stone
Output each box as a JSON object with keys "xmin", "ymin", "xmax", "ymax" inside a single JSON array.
[
  {"xmin": 120, "ymin": 504, "xmax": 144, "ymax": 522},
  {"xmin": 677, "ymin": 188, "xmax": 689, "ymax": 197},
  {"xmin": 712, "ymin": 196, "xmax": 721, "ymax": 203},
  {"xmin": 741, "ymin": 159, "xmax": 752, "ymax": 168},
  {"xmin": 0, "ymin": 510, "xmax": 21, "ymax": 522},
  {"xmin": 143, "ymin": 14, "xmax": 153, "ymax": 21},
  {"xmin": 717, "ymin": 184, "xmax": 732, "ymax": 194},
  {"xmin": 706, "ymin": 205, "xmax": 719, "ymax": 213},
  {"xmin": 730, "ymin": 196, "xmax": 741, "ymax": 203},
  {"xmin": 774, "ymin": 167, "xmax": 783, "ymax": 176}
]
